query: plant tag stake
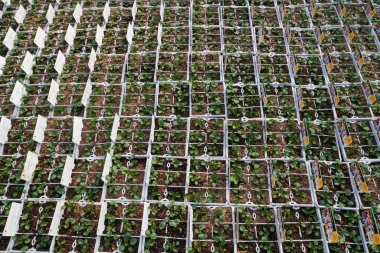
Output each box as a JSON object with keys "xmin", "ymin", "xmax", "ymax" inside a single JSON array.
[
  {"xmin": 1, "ymin": 0, "xmax": 10, "ymax": 6},
  {"xmin": 103, "ymin": 1, "xmax": 110, "ymax": 23},
  {"xmin": 21, "ymin": 151, "xmax": 38, "ymax": 182},
  {"xmin": 363, "ymin": 82, "xmax": 376, "ymax": 104},
  {"xmin": 65, "ymin": 24, "xmax": 76, "ymax": 46},
  {"xmin": 312, "ymin": 160, "xmax": 323, "ymax": 189},
  {"xmin": 46, "ymin": 4, "xmax": 55, "ymax": 24},
  {"xmin": 0, "ymin": 116, "xmax": 11, "ymax": 144},
  {"xmin": 33, "ymin": 115, "xmax": 47, "ymax": 143},
  {"xmin": 343, "ymin": 24, "xmax": 354, "ymax": 42},
  {"xmin": 160, "ymin": 2, "xmax": 164, "ymax": 21},
  {"xmin": 72, "ymin": 116, "xmax": 83, "ymax": 144},
  {"xmin": 157, "ymin": 23, "xmax": 162, "ymax": 46},
  {"xmin": 338, "ymin": 120, "xmax": 352, "ymax": 146},
  {"xmin": 323, "ymin": 53, "xmax": 334, "ymax": 73},
  {"xmin": 14, "ymin": 5, "xmax": 26, "ymax": 24},
  {"xmin": 336, "ymin": 0, "xmax": 346, "ymax": 18},
  {"xmin": 61, "ymin": 156, "xmax": 74, "ymax": 187},
  {"xmin": 284, "ymin": 24, "xmax": 291, "ymax": 43},
  {"xmin": 279, "ymin": 0, "xmax": 285, "ymax": 20},
  {"xmin": 278, "ymin": 209, "xmax": 286, "ymax": 241},
  {"xmin": 73, "ymin": 3, "xmax": 82, "ymax": 23},
  {"xmin": 2, "ymin": 202, "xmax": 22, "ymax": 236},
  {"xmin": 314, "ymin": 25, "xmax": 324, "ymax": 43},
  {"xmin": 97, "ymin": 203, "xmax": 107, "ymax": 235},
  {"xmin": 21, "ymin": 51, "xmax": 34, "ymax": 76},
  {"xmin": 290, "ymin": 55, "xmax": 299, "ymax": 74},
  {"xmin": 300, "ymin": 119, "xmax": 309, "ymax": 145},
  {"xmin": 362, "ymin": 209, "xmax": 380, "ymax": 245},
  {"xmin": 48, "ymin": 201, "xmax": 64, "ymax": 236},
  {"xmin": 110, "ymin": 114, "xmax": 120, "ymax": 142},
  {"xmin": 132, "ymin": 0, "xmax": 137, "ymax": 20},
  {"xmin": 10, "ymin": 81, "xmax": 26, "ymax": 106},
  {"xmin": 101, "ymin": 153, "xmax": 112, "ymax": 183},
  {"xmin": 261, "ymin": 83, "xmax": 267, "ymax": 105},
  {"xmin": 126, "ymin": 22, "xmax": 134, "ymax": 45},
  {"xmin": 351, "ymin": 162, "xmax": 368, "ymax": 192},
  {"xmin": 258, "ymin": 24, "xmax": 264, "ymax": 44},
  {"xmin": 308, "ymin": 0, "xmax": 316, "ymax": 17},
  {"xmin": 48, "ymin": 79, "xmax": 59, "ymax": 106},
  {"xmin": 373, "ymin": 119, "xmax": 380, "ymax": 137},
  {"xmin": 322, "ymin": 208, "xmax": 339, "ymax": 243},
  {"xmin": 88, "ymin": 48, "xmax": 96, "ymax": 72},
  {"xmin": 365, "ymin": 2, "xmax": 377, "ymax": 19},
  {"xmin": 354, "ymin": 49, "xmax": 365, "ymax": 69},
  {"xmin": 54, "ymin": 50, "xmax": 66, "ymax": 75},
  {"xmin": 3, "ymin": 27, "xmax": 17, "ymax": 50},
  {"xmin": 297, "ymin": 87, "xmax": 304, "ymax": 109},
  {"xmin": 0, "ymin": 56, "xmax": 5, "ymax": 73},
  {"xmin": 81, "ymin": 79, "xmax": 92, "ymax": 106},
  {"xmin": 330, "ymin": 83, "xmax": 340, "ymax": 105},
  {"xmin": 96, "ymin": 24, "xmax": 104, "ymax": 47}
]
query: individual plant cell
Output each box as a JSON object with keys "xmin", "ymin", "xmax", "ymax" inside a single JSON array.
[
  {"xmin": 105, "ymin": 156, "xmax": 146, "ymax": 201},
  {"xmin": 157, "ymin": 83, "xmax": 190, "ymax": 117},
  {"xmin": 224, "ymin": 27, "xmax": 254, "ymax": 53},
  {"xmin": 92, "ymin": 55, "xmax": 125, "ymax": 84},
  {"xmin": 360, "ymin": 54, "xmax": 380, "ymax": 83},
  {"xmin": 222, "ymin": 6, "xmax": 251, "ymax": 27},
  {"xmin": 356, "ymin": 162, "xmax": 380, "ymax": 208},
  {"xmin": 144, "ymin": 203, "xmax": 189, "ymax": 252},
  {"xmin": 258, "ymin": 55, "xmax": 291, "ymax": 84},
  {"xmin": 289, "ymin": 29, "xmax": 320, "ymax": 54},
  {"xmin": 224, "ymin": 53, "xmax": 256, "ymax": 84},
  {"xmin": 158, "ymin": 52, "xmax": 188, "ymax": 82},
  {"xmin": 343, "ymin": 4, "xmax": 371, "ymax": 26},
  {"xmin": 299, "ymin": 86, "xmax": 334, "ymax": 121},
  {"xmin": 98, "ymin": 202, "xmax": 144, "ymax": 253},
  {"xmin": 0, "ymin": 201, "xmax": 14, "ymax": 250},
  {"xmin": 0, "ymin": 85, "xmax": 16, "ymax": 116},
  {"xmin": 133, "ymin": 6, "xmax": 161, "ymax": 28},
  {"xmin": 350, "ymin": 26, "xmax": 379, "ymax": 53},
  {"xmin": 311, "ymin": 161, "xmax": 357, "ymax": 208},
  {"xmin": 192, "ymin": 26, "xmax": 221, "ymax": 52},
  {"xmin": 251, "ymin": 6, "xmax": 279, "ymax": 26},
  {"xmin": 334, "ymin": 84, "xmax": 371, "ymax": 119},
  {"xmin": 191, "ymin": 81, "xmax": 225, "ymax": 116},
  {"xmin": 304, "ymin": 120, "xmax": 340, "ymax": 161},
  {"xmin": 226, "ymin": 84, "xmax": 261, "ymax": 119},
  {"xmin": 39, "ymin": 118, "xmax": 74, "ymax": 156},
  {"xmin": 130, "ymin": 27, "xmax": 158, "ymax": 53},
  {"xmin": 66, "ymin": 159, "xmax": 104, "ymax": 202},
  {"xmin": 279, "ymin": 206, "xmax": 324, "ymax": 253},
  {"xmin": 262, "ymin": 84, "xmax": 297, "ymax": 119},
  {"xmin": 122, "ymin": 82, "xmax": 155, "ymax": 116},
  {"xmin": 321, "ymin": 28, "xmax": 351, "ymax": 53},
  {"xmin": 282, "ymin": 6, "xmax": 310, "ymax": 28},
  {"xmin": 293, "ymin": 56, "xmax": 325, "ymax": 86},
  {"xmin": 113, "ymin": 117, "xmax": 152, "ymax": 156},
  {"xmin": 190, "ymin": 206, "xmax": 234, "ymax": 253},
  {"xmin": 147, "ymin": 157, "xmax": 187, "ymax": 202},
  {"xmin": 311, "ymin": 4, "xmax": 341, "ymax": 26},
  {"xmin": 257, "ymin": 27, "xmax": 287, "ymax": 54},
  {"xmin": 0, "ymin": 156, "xmax": 27, "ymax": 200},
  {"xmin": 126, "ymin": 53, "xmax": 156, "ymax": 83},
  {"xmin": 161, "ymin": 27, "xmax": 190, "ymax": 53},
  {"xmin": 3, "ymin": 118, "xmax": 37, "ymax": 156},
  {"xmin": 228, "ymin": 119, "xmax": 265, "ymax": 159},
  {"xmin": 86, "ymin": 84, "xmax": 122, "ymax": 118},
  {"xmin": 151, "ymin": 117, "xmax": 187, "ymax": 156},
  {"xmin": 229, "ymin": 160, "xmax": 271, "ymax": 205},
  {"xmin": 193, "ymin": 5, "xmax": 220, "ymax": 26},
  {"xmin": 236, "ymin": 206, "xmax": 279, "ymax": 252},
  {"xmin": 162, "ymin": 7, "xmax": 190, "ymax": 27},
  {"xmin": 341, "ymin": 120, "xmax": 380, "ymax": 160},
  {"xmin": 189, "ymin": 118, "xmax": 225, "ymax": 158},
  {"xmin": 327, "ymin": 54, "xmax": 361, "ymax": 83},
  {"xmin": 18, "ymin": 85, "xmax": 51, "ymax": 117},
  {"xmin": 78, "ymin": 118, "xmax": 113, "ymax": 157},
  {"xmin": 187, "ymin": 159, "xmax": 227, "ymax": 203},
  {"xmin": 271, "ymin": 160, "xmax": 313, "ymax": 205},
  {"xmin": 321, "ymin": 208, "xmax": 365, "ymax": 253},
  {"xmin": 51, "ymin": 84, "xmax": 85, "ymax": 117},
  {"xmin": 190, "ymin": 53, "xmax": 221, "ymax": 81}
]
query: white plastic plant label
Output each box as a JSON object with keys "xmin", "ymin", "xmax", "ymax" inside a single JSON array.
[
  {"xmin": 48, "ymin": 79, "xmax": 59, "ymax": 106},
  {"xmin": 157, "ymin": 23, "xmax": 162, "ymax": 46},
  {"xmin": 72, "ymin": 116, "xmax": 83, "ymax": 144},
  {"xmin": 14, "ymin": 5, "xmax": 27, "ymax": 24},
  {"xmin": 33, "ymin": 115, "xmax": 47, "ymax": 143},
  {"xmin": 103, "ymin": 2, "xmax": 110, "ymax": 23},
  {"xmin": 88, "ymin": 48, "xmax": 96, "ymax": 72},
  {"xmin": 160, "ymin": 2, "xmax": 164, "ymax": 21},
  {"xmin": 73, "ymin": 3, "xmax": 82, "ymax": 23},
  {"xmin": 0, "ymin": 56, "xmax": 5, "ymax": 72},
  {"xmin": 101, "ymin": 153, "xmax": 112, "ymax": 183},
  {"xmin": 96, "ymin": 24, "xmax": 104, "ymax": 47},
  {"xmin": 21, "ymin": 51, "xmax": 34, "ymax": 76},
  {"xmin": 132, "ymin": 0, "xmax": 137, "ymax": 20},
  {"xmin": 34, "ymin": 27, "xmax": 46, "ymax": 49},
  {"xmin": 110, "ymin": 114, "xmax": 120, "ymax": 142},
  {"xmin": 0, "ymin": 116, "xmax": 11, "ymax": 144},
  {"xmin": 10, "ymin": 81, "xmax": 26, "ymax": 107},
  {"xmin": 97, "ymin": 203, "xmax": 107, "ymax": 235},
  {"xmin": 54, "ymin": 50, "xmax": 66, "ymax": 75},
  {"xmin": 65, "ymin": 24, "xmax": 76, "ymax": 46},
  {"xmin": 1, "ymin": 0, "xmax": 10, "ymax": 6},
  {"xmin": 2, "ymin": 202, "xmax": 22, "ymax": 236},
  {"xmin": 3, "ymin": 27, "xmax": 17, "ymax": 50},
  {"xmin": 46, "ymin": 4, "xmax": 55, "ymax": 24},
  {"xmin": 48, "ymin": 201, "xmax": 64, "ymax": 236},
  {"xmin": 126, "ymin": 23, "xmax": 134, "ymax": 45},
  {"xmin": 81, "ymin": 79, "xmax": 92, "ymax": 106},
  {"xmin": 61, "ymin": 156, "xmax": 74, "ymax": 187},
  {"xmin": 21, "ymin": 151, "xmax": 38, "ymax": 182}
]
